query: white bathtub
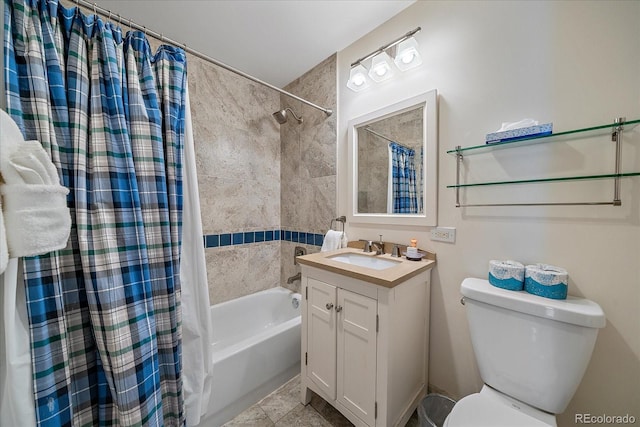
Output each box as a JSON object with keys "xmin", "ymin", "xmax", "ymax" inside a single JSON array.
[{"xmin": 198, "ymin": 287, "xmax": 302, "ymax": 426}]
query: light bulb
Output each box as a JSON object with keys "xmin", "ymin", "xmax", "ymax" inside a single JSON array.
[
  {"xmin": 401, "ymin": 51, "xmax": 415, "ymax": 64},
  {"xmin": 368, "ymin": 51, "xmax": 395, "ymax": 82},
  {"xmin": 394, "ymin": 37, "xmax": 422, "ymax": 71},
  {"xmin": 347, "ymin": 64, "xmax": 371, "ymax": 92}
]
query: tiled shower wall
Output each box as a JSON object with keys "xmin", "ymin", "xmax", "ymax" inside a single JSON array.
[
  {"xmin": 188, "ymin": 54, "xmax": 282, "ymax": 305},
  {"xmin": 280, "ymin": 55, "xmax": 338, "ymax": 293},
  {"xmin": 189, "ymin": 52, "xmax": 336, "ymax": 304}
]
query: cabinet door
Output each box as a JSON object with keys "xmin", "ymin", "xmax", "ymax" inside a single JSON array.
[
  {"xmin": 307, "ymin": 278, "xmax": 337, "ymax": 400},
  {"xmin": 337, "ymin": 288, "xmax": 377, "ymax": 426}
]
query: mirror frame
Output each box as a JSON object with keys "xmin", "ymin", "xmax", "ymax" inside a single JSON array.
[{"xmin": 347, "ymin": 89, "xmax": 438, "ymax": 227}]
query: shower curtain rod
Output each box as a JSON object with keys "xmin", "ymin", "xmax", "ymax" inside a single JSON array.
[
  {"xmin": 73, "ymin": 0, "xmax": 333, "ymax": 117},
  {"xmin": 364, "ymin": 126, "xmax": 398, "ymax": 144}
]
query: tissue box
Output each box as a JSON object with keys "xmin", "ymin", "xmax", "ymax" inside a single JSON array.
[{"xmin": 486, "ymin": 123, "xmax": 553, "ymax": 144}]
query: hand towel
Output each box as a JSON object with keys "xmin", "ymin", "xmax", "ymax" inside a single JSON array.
[
  {"xmin": 1, "ymin": 184, "xmax": 71, "ymax": 257},
  {"xmin": 2, "ymin": 140, "xmax": 59, "ymax": 185},
  {"xmin": 0, "ymin": 110, "xmax": 24, "ymax": 168},
  {"xmin": 0, "ymin": 111, "xmax": 71, "ymax": 258},
  {"xmin": 340, "ymin": 231, "xmax": 348, "ymax": 248},
  {"xmin": 321, "ymin": 230, "xmax": 342, "ymax": 252}
]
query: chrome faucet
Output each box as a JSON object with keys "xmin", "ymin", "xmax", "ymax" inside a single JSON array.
[
  {"xmin": 360, "ymin": 235, "xmax": 384, "ymax": 255},
  {"xmin": 391, "ymin": 244, "xmax": 401, "ymax": 257}
]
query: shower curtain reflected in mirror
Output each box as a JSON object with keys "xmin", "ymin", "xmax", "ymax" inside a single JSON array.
[
  {"xmin": 3, "ymin": 0, "xmax": 209, "ymax": 425},
  {"xmin": 388, "ymin": 142, "xmax": 419, "ymax": 214}
]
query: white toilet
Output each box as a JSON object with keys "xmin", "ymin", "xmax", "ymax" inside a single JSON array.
[{"xmin": 445, "ymin": 278, "xmax": 606, "ymax": 427}]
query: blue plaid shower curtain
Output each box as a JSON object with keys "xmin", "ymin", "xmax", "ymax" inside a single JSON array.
[
  {"xmin": 4, "ymin": 0, "xmax": 186, "ymax": 425},
  {"xmin": 389, "ymin": 142, "xmax": 418, "ymax": 214}
]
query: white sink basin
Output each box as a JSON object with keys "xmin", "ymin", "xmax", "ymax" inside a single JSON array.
[{"xmin": 328, "ymin": 253, "xmax": 401, "ymax": 270}]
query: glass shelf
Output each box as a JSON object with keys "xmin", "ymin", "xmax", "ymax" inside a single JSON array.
[
  {"xmin": 446, "ymin": 118, "xmax": 640, "ymax": 155},
  {"xmin": 447, "ymin": 172, "xmax": 640, "ymax": 189}
]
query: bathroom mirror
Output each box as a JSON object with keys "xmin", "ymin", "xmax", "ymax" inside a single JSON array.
[{"xmin": 347, "ymin": 89, "xmax": 438, "ymax": 226}]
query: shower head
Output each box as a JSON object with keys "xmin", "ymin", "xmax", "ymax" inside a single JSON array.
[{"xmin": 273, "ymin": 107, "xmax": 303, "ymax": 124}]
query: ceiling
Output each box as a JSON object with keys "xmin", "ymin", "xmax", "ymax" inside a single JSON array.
[{"xmin": 93, "ymin": 0, "xmax": 415, "ymax": 88}]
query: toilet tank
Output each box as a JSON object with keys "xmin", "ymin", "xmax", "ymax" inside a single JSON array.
[{"xmin": 461, "ymin": 278, "xmax": 605, "ymax": 414}]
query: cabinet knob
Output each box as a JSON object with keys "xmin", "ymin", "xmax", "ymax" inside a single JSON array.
[
  {"xmin": 326, "ymin": 303, "xmax": 334, "ymax": 310},
  {"xmin": 336, "ymin": 305, "xmax": 343, "ymax": 313}
]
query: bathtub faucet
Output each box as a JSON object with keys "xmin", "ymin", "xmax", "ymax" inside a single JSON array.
[{"xmin": 287, "ymin": 272, "xmax": 301, "ymax": 284}]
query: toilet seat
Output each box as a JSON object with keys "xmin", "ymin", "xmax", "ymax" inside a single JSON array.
[{"xmin": 444, "ymin": 391, "xmax": 553, "ymax": 427}]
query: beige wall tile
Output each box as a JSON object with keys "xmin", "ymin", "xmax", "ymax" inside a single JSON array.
[
  {"xmin": 187, "ymin": 51, "xmax": 282, "ymax": 302},
  {"xmin": 187, "ymin": 47, "xmax": 335, "ymax": 304},
  {"xmin": 206, "ymin": 242, "xmax": 280, "ymax": 305},
  {"xmin": 279, "ymin": 55, "xmax": 337, "ymax": 285}
]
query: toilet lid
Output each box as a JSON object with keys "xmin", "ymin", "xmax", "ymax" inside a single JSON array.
[{"xmin": 446, "ymin": 393, "xmax": 551, "ymax": 427}]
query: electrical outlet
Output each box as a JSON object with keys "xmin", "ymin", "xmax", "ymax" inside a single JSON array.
[{"xmin": 430, "ymin": 227, "xmax": 456, "ymax": 243}]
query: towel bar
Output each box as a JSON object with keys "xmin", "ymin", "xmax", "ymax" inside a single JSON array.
[{"xmin": 330, "ymin": 216, "xmax": 346, "ymax": 232}]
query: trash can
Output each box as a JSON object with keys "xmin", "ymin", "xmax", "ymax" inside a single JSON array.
[{"xmin": 417, "ymin": 394, "xmax": 456, "ymax": 427}]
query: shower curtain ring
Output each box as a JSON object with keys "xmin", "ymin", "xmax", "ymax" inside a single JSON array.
[
  {"xmin": 93, "ymin": 2, "xmax": 97, "ymax": 15},
  {"xmin": 107, "ymin": 10, "xmax": 111, "ymax": 21}
]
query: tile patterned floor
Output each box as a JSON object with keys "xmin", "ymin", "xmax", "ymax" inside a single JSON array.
[{"xmin": 223, "ymin": 375, "xmax": 420, "ymax": 427}]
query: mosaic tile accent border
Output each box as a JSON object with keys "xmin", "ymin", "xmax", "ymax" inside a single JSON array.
[{"xmin": 203, "ymin": 229, "xmax": 324, "ymax": 248}]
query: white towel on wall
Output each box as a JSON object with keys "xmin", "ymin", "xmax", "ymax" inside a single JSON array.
[
  {"xmin": 0, "ymin": 111, "xmax": 71, "ymax": 259},
  {"xmin": 1, "ymin": 184, "xmax": 71, "ymax": 257},
  {"xmin": 0, "ymin": 110, "xmax": 24, "ymax": 168}
]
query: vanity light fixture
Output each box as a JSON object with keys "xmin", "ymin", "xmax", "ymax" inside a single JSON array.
[{"xmin": 346, "ymin": 27, "xmax": 422, "ymax": 92}]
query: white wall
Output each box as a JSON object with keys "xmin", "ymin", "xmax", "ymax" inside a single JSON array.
[{"xmin": 337, "ymin": 2, "xmax": 640, "ymax": 425}]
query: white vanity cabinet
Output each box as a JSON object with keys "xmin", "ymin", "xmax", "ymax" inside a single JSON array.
[{"xmin": 300, "ymin": 263, "xmax": 432, "ymax": 427}]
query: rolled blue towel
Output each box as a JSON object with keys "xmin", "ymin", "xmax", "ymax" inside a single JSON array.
[
  {"xmin": 525, "ymin": 264, "xmax": 568, "ymax": 300},
  {"xmin": 488, "ymin": 260, "xmax": 525, "ymax": 291}
]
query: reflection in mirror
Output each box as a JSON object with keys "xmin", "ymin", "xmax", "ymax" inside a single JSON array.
[
  {"xmin": 347, "ymin": 89, "xmax": 437, "ymax": 227},
  {"xmin": 357, "ymin": 107, "xmax": 424, "ymax": 214}
]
